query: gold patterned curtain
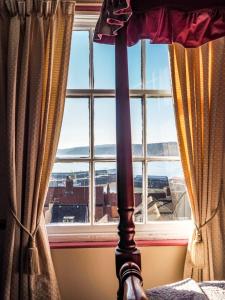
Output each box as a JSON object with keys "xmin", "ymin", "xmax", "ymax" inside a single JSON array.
[
  {"xmin": 0, "ymin": 0, "xmax": 75, "ymax": 299},
  {"xmin": 169, "ymin": 38, "xmax": 225, "ymax": 281}
]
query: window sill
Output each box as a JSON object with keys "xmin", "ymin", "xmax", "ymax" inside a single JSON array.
[
  {"xmin": 47, "ymin": 220, "xmax": 193, "ymax": 243},
  {"xmin": 50, "ymin": 239, "xmax": 188, "ymax": 249}
]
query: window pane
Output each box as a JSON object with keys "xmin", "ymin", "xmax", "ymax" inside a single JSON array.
[
  {"xmin": 94, "ymin": 98, "xmax": 116, "ymax": 157},
  {"xmin": 94, "ymin": 162, "xmax": 144, "ymax": 224},
  {"xmin": 147, "ymin": 161, "xmax": 191, "ymax": 221},
  {"xmin": 94, "ymin": 162, "xmax": 117, "ymax": 223},
  {"xmin": 45, "ymin": 163, "xmax": 89, "ymax": 223},
  {"xmin": 147, "ymin": 98, "xmax": 179, "ymax": 156},
  {"xmin": 133, "ymin": 162, "xmax": 143, "ymax": 222},
  {"xmin": 128, "ymin": 42, "xmax": 141, "ymax": 89},
  {"xmin": 130, "ymin": 98, "xmax": 143, "ymax": 157},
  {"xmin": 94, "ymin": 43, "xmax": 115, "ymax": 89},
  {"xmin": 146, "ymin": 44, "xmax": 171, "ymax": 90},
  {"xmin": 57, "ymin": 98, "xmax": 89, "ymax": 158},
  {"xmin": 67, "ymin": 31, "xmax": 89, "ymax": 89}
]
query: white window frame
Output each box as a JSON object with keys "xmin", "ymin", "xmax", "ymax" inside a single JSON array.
[{"xmin": 46, "ymin": 13, "xmax": 193, "ymax": 242}]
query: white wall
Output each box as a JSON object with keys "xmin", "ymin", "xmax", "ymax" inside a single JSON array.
[{"xmin": 51, "ymin": 245, "xmax": 187, "ymax": 300}]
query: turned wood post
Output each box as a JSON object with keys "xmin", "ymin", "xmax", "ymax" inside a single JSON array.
[{"xmin": 115, "ymin": 25, "xmax": 143, "ymax": 300}]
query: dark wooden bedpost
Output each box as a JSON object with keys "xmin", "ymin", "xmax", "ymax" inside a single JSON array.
[{"xmin": 115, "ymin": 25, "xmax": 145, "ymax": 300}]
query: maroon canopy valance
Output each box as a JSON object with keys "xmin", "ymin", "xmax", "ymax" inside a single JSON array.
[{"xmin": 94, "ymin": 0, "xmax": 225, "ymax": 47}]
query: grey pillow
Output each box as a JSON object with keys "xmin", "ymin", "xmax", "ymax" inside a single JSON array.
[{"xmin": 146, "ymin": 278, "xmax": 207, "ymax": 299}]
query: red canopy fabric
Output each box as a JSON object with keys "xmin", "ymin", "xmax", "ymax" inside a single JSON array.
[{"xmin": 94, "ymin": 0, "xmax": 225, "ymax": 47}]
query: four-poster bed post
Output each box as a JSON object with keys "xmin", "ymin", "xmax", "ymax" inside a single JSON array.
[
  {"xmin": 115, "ymin": 25, "xmax": 147, "ymax": 300},
  {"xmin": 94, "ymin": 1, "xmax": 225, "ymax": 299}
]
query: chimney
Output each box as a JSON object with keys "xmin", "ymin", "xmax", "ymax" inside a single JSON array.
[{"xmin": 66, "ymin": 175, "xmax": 73, "ymax": 192}]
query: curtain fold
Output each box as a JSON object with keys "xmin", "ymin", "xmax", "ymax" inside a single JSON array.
[
  {"xmin": 169, "ymin": 37, "xmax": 225, "ymax": 281},
  {"xmin": 94, "ymin": 0, "xmax": 225, "ymax": 47},
  {"xmin": 0, "ymin": 0, "xmax": 75, "ymax": 299}
]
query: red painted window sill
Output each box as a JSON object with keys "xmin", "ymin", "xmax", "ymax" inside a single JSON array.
[{"xmin": 50, "ymin": 239, "xmax": 188, "ymax": 249}]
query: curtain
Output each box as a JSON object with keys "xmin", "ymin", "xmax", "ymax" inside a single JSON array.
[
  {"xmin": 169, "ymin": 37, "xmax": 225, "ymax": 281},
  {"xmin": 94, "ymin": 0, "xmax": 225, "ymax": 47},
  {"xmin": 0, "ymin": 0, "xmax": 75, "ymax": 299}
]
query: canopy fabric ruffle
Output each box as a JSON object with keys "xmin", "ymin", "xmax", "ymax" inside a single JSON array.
[{"xmin": 94, "ymin": 0, "xmax": 225, "ymax": 47}]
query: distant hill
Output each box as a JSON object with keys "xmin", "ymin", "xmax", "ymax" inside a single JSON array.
[{"xmin": 57, "ymin": 142, "xmax": 178, "ymax": 157}]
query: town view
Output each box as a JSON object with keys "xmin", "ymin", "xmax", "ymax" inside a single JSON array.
[{"xmin": 45, "ymin": 143, "xmax": 191, "ymax": 224}]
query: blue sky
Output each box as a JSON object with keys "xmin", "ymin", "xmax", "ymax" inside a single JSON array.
[{"xmin": 58, "ymin": 30, "xmax": 176, "ymax": 150}]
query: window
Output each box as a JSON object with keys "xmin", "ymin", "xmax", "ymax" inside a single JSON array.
[{"xmin": 45, "ymin": 15, "xmax": 192, "ymax": 241}]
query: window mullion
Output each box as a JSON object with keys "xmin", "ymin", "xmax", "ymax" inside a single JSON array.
[
  {"xmin": 89, "ymin": 28, "xmax": 94, "ymax": 89},
  {"xmin": 141, "ymin": 39, "xmax": 147, "ymax": 225},
  {"xmin": 142, "ymin": 94, "xmax": 147, "ymax": 224},
  {"xmin": 90, "ymin": 93, "xmax": 94, "ymax": 225},
  {"xmin": 89, "ymin": 28, "xmax": 95, "ymax": 225},
  {"xmin": 141, "ymin": 39, "xmax": 146, "ymax": 90}
]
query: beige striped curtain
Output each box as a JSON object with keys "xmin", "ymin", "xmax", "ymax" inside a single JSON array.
[
  {"xmin": 169, "ymin": 38, "xmax": 225, "ymax": 281},
  {"xmin": 0, "ymin": 0, "xmax": 75, "ymax": 299}
]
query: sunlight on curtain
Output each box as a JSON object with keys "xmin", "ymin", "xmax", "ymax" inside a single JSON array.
[{"xmin": 169, "ymin": 37, "xmax": 225, "ymax": 281}]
